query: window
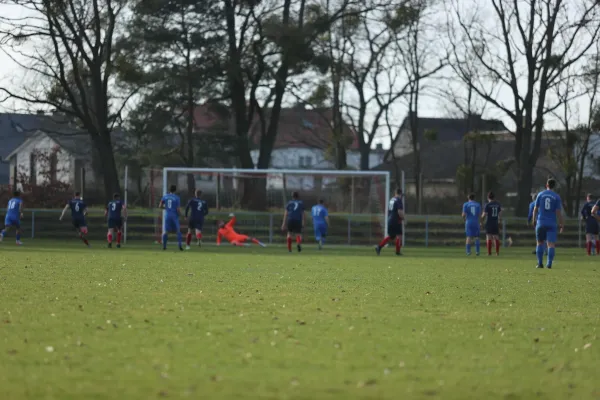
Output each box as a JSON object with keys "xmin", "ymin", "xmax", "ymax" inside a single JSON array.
[
  {"xmin": 302, "ymin": 119, "xmax": 313, "ymax": 129},
  {"xmin": 29, "ymin": 153, "xmax": 37, "ymax": 185},
  {"xmin": 299, "ymin": 156, "xmax": 313, "ymax": 168}
]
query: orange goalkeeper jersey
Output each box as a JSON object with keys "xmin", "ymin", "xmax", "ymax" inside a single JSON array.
[{"xmin": 217, "ymin": 216, "xmax": 240, "ymax": 244}]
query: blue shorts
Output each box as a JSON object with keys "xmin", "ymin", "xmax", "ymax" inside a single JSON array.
[
  {"xmin": 314, "ymin": 223, "xmax": 327, "ymax": 239},
  {"xmin": 4, "ymin": 216, "xmax": 20, "ymax": 229},
  {"xmin": 465, "ymin": 223, "xmax": 480, "ymax": 237},
  {"xmin": 108, "ymin": 218, "xmax": 123, "ymax": 229},
  {"xmin": 164, "ymin": 216, "xmax": 180, "ymax": 233},
  {"xmin": 536, "ymin": 225, "xmax": 557, "ymax": 243},
  {"xmin": 72, "ymin": 218, "xmax": 87, "ymax": 229},
  {"xmin": 387, "ymin": 222, "xmax": 403, "ymax": 238},
  {"xmin": 188, "ymin": 219, "xmax": 204, "ymax": 231}
]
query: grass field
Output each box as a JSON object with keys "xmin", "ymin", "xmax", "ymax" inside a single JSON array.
[{"xmin": 1, "ymin": 241, "xmax": 599, "ymax": 399}]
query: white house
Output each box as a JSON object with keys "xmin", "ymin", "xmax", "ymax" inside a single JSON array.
[{"xmin": 6, "ymin": 131, "xmax": 93, "ymax": 191}]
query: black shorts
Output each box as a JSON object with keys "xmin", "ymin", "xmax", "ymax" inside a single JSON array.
[
  {"xmin": 108, "ymin": 218, "xmax": 123, "ymax": 229},
  {"xmin": 287, "ymin": 219, "xmax": 302, "ymax": 234},
  {"xmin": 188, "ymin": 219, "xmax": 204, "ymax": 231},
  {"xmin": 486, "ymin": 224, "xmax": 499, "ymax": 235},
  {"xmin": 387, "ymin": 222, "xmax": 403, "ymax": 238},
  {"xmin": 72, "ymin": 218, "xmax": 87, "ymax": 229},
  {"xmin": 586, "ymin": 221, "xmax": 599, "ymax": 235}
]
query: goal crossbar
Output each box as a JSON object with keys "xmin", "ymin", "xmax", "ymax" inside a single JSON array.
[{"xmin": 161, "ymin": 167, "xmax": 399, "ymax": 243}]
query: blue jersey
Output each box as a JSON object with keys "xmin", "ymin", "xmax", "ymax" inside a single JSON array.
[
  {"xmin": 186, "ymin": 198, "xmax": 208, "ymax": 220},
  {"xmin": 69, "ymin": 198, "xmax": 86, "ymax": 219},
  {"xmin": 388, "ymin": 196, "xmax": 403, "ymax": 224},
  {"xmin": 535, "ymin": 190, "xmax": 561, "ymax": 227},
  {"xmin": 6, "ymin": 197, "xmax": 22, "ymax": 219},
  {"xmin": 311, "ymin": 204, "xmax": 328, "ymax": 225},
  {"xmin": 528, "ymin": 201, "xmax": 536, "ymax": 223},
  {"xmin": 462, "ymin": 201, "xmax": 481, "ymax": 225},
  {"xmin": 107, "ymin": 200, "xmax": 124, "ymax": 219},
  {"xmin": 161, "ymin": 193, "xmax": 181, "ymax": 217},
  {"xmin": 286, "ymin": 200, "xmax": 305, "ymax": 221},
  {"xmin": 484, "ymin": 201, "xmax": 501, "ymax": 224}
]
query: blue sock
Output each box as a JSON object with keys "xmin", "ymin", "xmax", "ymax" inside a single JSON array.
[
  {"xmin": 16, "ymin": 233, "xmax": 20, "ymax": 241},
  {"xmin": 177, "ymin": 231, "xmax": 182, "ymax": 247},
  {"xmin": 536, "ymin": 244, "xmax": 544, "ymax": 265},
  {"xmin": 547, "ymin": 247, "xmax": 555, "ymax": 266},
  {"xmin": 475, "ymin": 239, "xmax": 480, "ymax": 254},
  {"xmin": 162, "ymin": 233, "xmax": 168, "ymax": 249},
  {"xmin": 466, "ymin": 243, "xmax": 471, "ymax": 254}
]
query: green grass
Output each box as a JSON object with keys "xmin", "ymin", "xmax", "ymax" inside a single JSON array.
[{"xmin": 1, "ymin": 242, "xmax": 599, "ymax": 399}]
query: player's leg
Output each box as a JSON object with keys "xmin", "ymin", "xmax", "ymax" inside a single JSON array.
[
  {"xmin": 395, "ymin": 224, "xmax": 403, "ymax": 255},
  {"xmin": 465, "ymin": 226, "xmax": 473, "ymax": 255},
  {"xmin": 295, "ymin": 222, "xmax": 302, "ymax": 252},
  {"xmin": 1, "ymin": 221, "xmax": 12, "ymax": 241},
  {"xmin": 286, "ymin": 231, "xmax": 293, "ymax": 252},
  {"xmin": 545, "ymin": 228, "xmax": 557, "ymax": 268},
  {"xmin": 595, "ymin": 234, "xmax": 600, "ymax": 255},
  {"xmin": 176, "ymin": 221, "xmax": 183, "ymax": 250},
  {"xmin": 79, "ymin": 225, "xmax": 90, "ymax": 247},
  {"xmin": 186, "ymin": 220, "xmax": 193, "ymax": 249},
  {"xmin": 535, "ymin": 226, "xmax": 546, "ymax": 268},
  {"xmin": 15, "ymin": 224, "xmax": 22, "ymax": 245},
  {"xmin": 586, "ymin": 233, "xmax": 592, "ymax": 255},
  {"xmin": 474, "ymin": 226, "xmax": 481, "ymax": 255},
  {"xmin": 485, "ymin": 233, "xmax": 492, "ymax": 255},
  {"xmin": 162, "ymin": 219, "xmax": 173, "ymax": 250},
  {"xmin": 494, "ymin": 234, "xmax": 500, "ymax": 255},
  {"xmin": 376, "ymin": 225, "xmax": 396, "ymax": 255},
  {"xmin": 107, "ymin": 226, "xmax": 114, "ymax": 248},
  {"xmin": 116, "ymin": 220, "xmax": 122, "ymax": 248},
  {"xmin": 314, "ymin": 225, "xmax": 321, "ymax": 249},
  {"xmin": 319, "ymin": 225, "xmax": 327, "ymax": 249},
  {"xmin": 195, "ymin": 228, "xmax": 203, "ymax": 246}
]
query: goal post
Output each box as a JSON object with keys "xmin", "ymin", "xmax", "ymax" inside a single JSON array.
[{"xmin": 161, "ymin": 167, "xmax": 400, "ymax": 245}]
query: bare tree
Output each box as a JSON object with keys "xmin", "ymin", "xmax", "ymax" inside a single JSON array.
[
  {"xmin": 394, "ymin": 0, "xmax": 446, "ymax": 211},
  {"xmin": 448, "ymin": 0, "xmax": 600, "ymax": 216},
  {"xmin": 0, "ymin": 0, "xmax": 131, "ymax": 200}
]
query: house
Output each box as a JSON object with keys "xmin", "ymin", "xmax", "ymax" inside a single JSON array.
[
  {"xmin": 190, "ymin": 104, "xmax": 386, "ymax": 192},
  {"xmin": 0, "ymin": 112, "xmax": 75, "ymax": 185},
  {"xmin": 388, "ymin": 113, "xmax": 508, "ymax": 160},
  {"xmin": 6, "ymin": 130, "xmax": 95, "ymax": 192}
]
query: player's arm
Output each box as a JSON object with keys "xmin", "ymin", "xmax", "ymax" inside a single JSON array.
[
  {"xmin": 122, "ymin": 204, "xmax": 128, "ymax": 220},
  {"xmin": 226, "ymin": 213, "xmax": 236, "ymax": 228},
  {"xmin": 527, "ymin": 204, "xmax": 534, "ymax": 225},
  {"xmin": 325, "ymin": 209, "xmax": 330, "ymax": 226},
  {"xmin": 531, "ymin": 206, "xmax": 538, "ymax": 227},
  {"xmin": 557, "ymin": 209, "xmax": 564, "ymax": 232},
  {"xmin": 461, "ymin": 204, "xmax": 466, "ymax": 221},
  {"xmin": 104, "ymin": 204, "xmax": 108, "ymax": 218},
  {"xmin": 19, "ymin": 201, "xmax": 24, "ymax": 218},
  {"xmin": 83, "ymin": 206, "xmax": 88, "ymax": 216},
  {"xmin": 59, "ymin": 203, "xmax": 69, "ymax": 221},
  {"xmin": 302, "ymin": 208, "xmax": 305, "ymax": 227},
  {"xmin": 185, "ymin": 201, "xmax": 191, "ymax": 220},
  {"xmin": 593, "ymin": 203, "xmax": 600, "ymax": 221}
]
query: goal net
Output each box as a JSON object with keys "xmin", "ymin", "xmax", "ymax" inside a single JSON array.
[{"xmin": 157, "ymin": 168, "xmax": 400, "ymax": 246}]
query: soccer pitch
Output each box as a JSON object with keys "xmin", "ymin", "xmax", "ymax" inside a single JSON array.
[{"xmin": 1, "ymin": 242, "xmax": 599, "ymax": 399}]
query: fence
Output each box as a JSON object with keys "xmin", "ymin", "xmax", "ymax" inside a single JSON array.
[{"xmin": 0, "ymin": 209, "xmax": 589, "ymax": 247}]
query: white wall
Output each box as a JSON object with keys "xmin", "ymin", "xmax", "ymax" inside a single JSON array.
[
  {"xmin": 10, "ymin": 135, "xmax": 73, "ymax": 186},
  {"xmin": 581, "ymin": 132, "xmax": 600, "ymax": 178}
]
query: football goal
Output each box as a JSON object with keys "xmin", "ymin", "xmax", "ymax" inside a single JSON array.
[{"xmin": 155, "ymin": 167, "xmax": 404, "ymax": 246}]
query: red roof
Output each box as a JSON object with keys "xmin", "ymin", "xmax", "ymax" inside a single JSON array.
[{"xmin": 193, "ymin": 104, "xmax": 359, "ymax": 150}]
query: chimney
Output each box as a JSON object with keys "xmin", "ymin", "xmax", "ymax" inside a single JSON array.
[{"xmin": 375, "ymin": 143, "xmax": 384, "ymax": 151}]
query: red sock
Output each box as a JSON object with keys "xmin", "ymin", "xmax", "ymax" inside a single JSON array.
[
  {"xmin": 587, "ymin": 241, "xmax": 592, "ymax": 255},
  {"xmin": 117, "ymin": 231, "xmax": 122, "ymax": 244},
  {"xmin": 186, "ymin": 233, "xmax": 192, "ymax": 246},
  {"xmin": 196, "ymin": 232, "xmax": 202, "ymax": 240},
  {"xmin": 296, "ymin": 235, "xmax": 302, "ymax": 244},
  {"xmin": 395, "ymin": 238, "xmax": 401, "ymax": 253},
  {"xmin": 80, "ymin": 235, "xmax": 89, "ymax": 246},
  {"xmin": 287, "ymin": 237, "xmax": 292, "ymax": 251},
  {"xmin": 251, "ymin": 238, "xmax": 260, "ymax": 245},
  {"xmin": 596, "ymin": 240, "xmax": 600, "ymax": 254},
  {"xmin": 107, "ymin": 233, "xmax": 112, "ymax": 243},
  {"xmin": 495, "ymin": 239, "xmax": 500, "ymax": 254},
  {"xmin": 486, "ymin": 240, "xmax": 492, "ymax": 255},
  {"xmin": 378, "ymin": 236, "xmax": 391, "ymax": 248}
]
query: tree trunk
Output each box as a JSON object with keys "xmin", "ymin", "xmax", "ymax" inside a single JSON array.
[
  {"xmin": 93, "ymin": 133, "xmax": 121, "ymax": 202},
  {"xmin": 515, "ymin": 162, "xmax": 534, "ymax": 217}
]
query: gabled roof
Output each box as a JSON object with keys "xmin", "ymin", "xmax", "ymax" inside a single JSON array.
[
  {"xmin": 6, "ymin": 130, "xmax": 92, "ymax": 160},
  {"xmin": 0, "ymin": 112, "xmax": 85, "ymax": 160},
  {"xmin": 193, "ymin": 104, "xmax": 359, "ymax": 150}
]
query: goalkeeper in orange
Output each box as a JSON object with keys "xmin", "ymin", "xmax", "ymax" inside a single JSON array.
[{"xmin": 216, "ymin": 213, "xmax": 266, "ymax": 247}]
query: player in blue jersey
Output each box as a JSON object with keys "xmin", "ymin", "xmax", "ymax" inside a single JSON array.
[
  {"xmin": 375, "ymin": 188, "xmax": 404, "ymax": 256},
  {"xmin": 311, "ymin": 199, "xmax": 329, "ymax": 250},
  {"xmin": 60, "ymin": 192, "xmax": 90, "ymax": 247},
  {"xmin": 482, "ymin": 191, "xmax": 501, "ymax": 256},
  {"xmin": 532, "ymin": 178, "xmax": 564, "ymax": 269},
  {"xmin": 159, "ymin": 185, "xmax": 183, "ymax": 251},
  {"xmin": 105, "ymin": 193, "xmax": 126, "ymax": 248},
  {"xmin": 282, "ymin": 191, "xmax": 305, "ymax": 252},
  {"xmin": 580, "ymin": 194, "xmax": 599, "ymax": 255},
  {"xmin": 462, "ymin": 193, "xmax": 481, "ymax": 256},
  {"xmin": 185, "ymin": 189, "xmax": 208, "ymax": 250},
  {"xmin": 1, "ymin": 191, "xmax": 24, "ymax": 245}
]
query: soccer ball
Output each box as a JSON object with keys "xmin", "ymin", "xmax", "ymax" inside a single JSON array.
[{"xmin": 507, "ymin": 237, "xmax": 513, "ymax": 246}]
